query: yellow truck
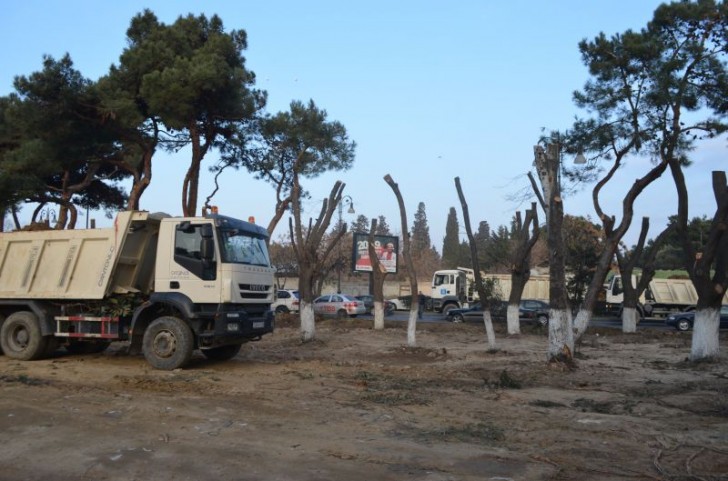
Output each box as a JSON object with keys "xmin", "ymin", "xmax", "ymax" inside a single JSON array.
[{"xmin": 0, "ymin": 210, "xmax": 275, "ymax": 369}]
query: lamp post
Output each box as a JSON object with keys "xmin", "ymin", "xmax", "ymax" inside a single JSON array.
[{"xmin": 337, "ymin": 195, "xmax": 355, "ymax": 293}]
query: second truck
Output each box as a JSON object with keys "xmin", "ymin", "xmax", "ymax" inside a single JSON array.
[{"xmin": 0, "ymin": 210, "xmax": 275, "ymax": 370}]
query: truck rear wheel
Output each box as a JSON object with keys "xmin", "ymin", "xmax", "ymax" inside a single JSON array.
[
  {"xmin": 142, "ymin": 316, "xmax": 194, "ymax": 370},
  {"xmin": 0, "ymin": 311, "xmax": 48, "ymax": 361},
  {"xmin": 201, "ymin": 344, "xmax": 242, "ymax": 361}
]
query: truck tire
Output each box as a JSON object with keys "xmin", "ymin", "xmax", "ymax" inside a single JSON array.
[
  {"xmin": 66, "ymin": 340, "xmax": 111, "ymax": 355},
  {"xmin": 0, "ymin": 311, "xmax": 48, "ymax": 361},
  {"xmin": 142, "ymin": 316, "xmax": 194, "ymax": 370},
  {"xmin": 201, "ymin": 344, "xmax": 242, "ymax": 361}
]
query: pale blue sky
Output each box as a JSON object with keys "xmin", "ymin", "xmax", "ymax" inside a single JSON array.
[{"xmin": 2, "ymin": 1, "xmax": 725, "ymax": 248}]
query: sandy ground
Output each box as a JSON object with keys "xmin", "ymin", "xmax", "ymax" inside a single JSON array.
[{"xmin": 1, "ymin": 317, "xmax": 727, "ymax": 481}]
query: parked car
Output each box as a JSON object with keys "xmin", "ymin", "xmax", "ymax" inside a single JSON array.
[
  {"xmin": 666, "ymin": 305, "xmax": 728, "ymax": 331},
  {"xmin": 386, "ymin": 295, "xmax": 432, "ymax": 311},
  {"xmin": 518, "ymin": 299, "xmax": 550, "ymax": 326},
  {"xmin": 446, "ymin": 302, "xmax": 484, "ymax": 323},
  {"xmin": 387, "ymin": 297, "xmax": 409, "ymax": 310},
  {"xmin": 355, "ymin": 295, "xmax": 396, "ymax": 315},
  {"xmin": 447, "ymin": 299, "xmax": 550, "ymax": 325},
  {"xmin": 313, "ymin": 294, "xmax": 367, "ymax": 318},
  {"xmin": 271, "ymin": 289, "xmax": 300, "ymax": 314}
]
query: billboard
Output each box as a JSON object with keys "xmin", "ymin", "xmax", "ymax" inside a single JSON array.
[{"xmin": 352, "ymin": 233, "xmax": 399, "ymax": 274}]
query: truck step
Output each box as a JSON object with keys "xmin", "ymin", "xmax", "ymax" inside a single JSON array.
[{"xmin": 55, "ymin": 316, "xmax": 121, "ymax": 339}]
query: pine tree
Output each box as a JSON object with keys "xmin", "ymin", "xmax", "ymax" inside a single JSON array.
[
  {"xmin": 441, "ymin": 207, "xmax": 461, "ymax": 269},
  {"xmin": 407, "ymin": 202, "xmax": 440, "ymax": 279},
  {"xmin": 374, "ymin": 215, "xmax": 391, "ymax": 235},
  {"xmin": 410, "ymin": 202, "xmax": 432, "ymax": 254},
  {"xmin": 350, "ymin": 214, "xmax": 370, "ymax": 234}
]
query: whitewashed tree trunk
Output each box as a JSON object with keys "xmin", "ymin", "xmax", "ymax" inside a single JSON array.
[
  {"xmin": 573, "ymin": 309, "xmax": 592, "ymax": 340},
  {"xmin": 506, "ymin": 304, "xmax": 520, "ymax": 335},
  {"xmin": 482, "ymin": 311, "xmax": 497, "ymax": 350},
  {"xmin": 300, "ymin": 302, "xmax": 316, "ymax": 342},
  {"xmin": 373, "ymin": 301, "xmax": 385, "ymax": 330},
  {"xmin": 407, "ymin": 309, "xmax": 417, "ymax": 347},
  {"xmin": 691, "ymin": 308, "xmax": 720, "ymax": 361},
  {"xmin": 548, "ymin": 309, "xmax": 573, "ymax": 360},
  {"xmin": 621, "ymin": 307, "xmax": 639, "ymax": 333}
]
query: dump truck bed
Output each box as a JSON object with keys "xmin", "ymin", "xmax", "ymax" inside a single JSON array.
[{"xmin": 0, "ymin": 211, "xmax": 164, "ymax": 300}]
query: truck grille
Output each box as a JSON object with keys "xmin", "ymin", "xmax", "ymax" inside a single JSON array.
[{"xmin": 238, "ymin": 283, "xmax": 271, "ymax": 300}]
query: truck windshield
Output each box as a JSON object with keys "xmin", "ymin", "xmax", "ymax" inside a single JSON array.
[
  {"xmin": 433, "ymin": 274, "xmax": 450, "ymax": 287},
  {"xmin": 218, "ymin": 229, "xmax": 270, "ymax": 266}
]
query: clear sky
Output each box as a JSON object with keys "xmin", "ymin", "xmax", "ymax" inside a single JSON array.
[{"xmin": 1, "ymin": 1, "xmax": 725, "ymax": 249}]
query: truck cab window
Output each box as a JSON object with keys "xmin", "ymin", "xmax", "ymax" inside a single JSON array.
[{"xmin": 174, "ymin": 225, "xmax": 216, "ymax": 280}]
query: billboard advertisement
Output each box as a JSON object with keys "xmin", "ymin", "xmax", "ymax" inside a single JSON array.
[{"xmin": 352, "ymin": 233, "xmax": 399, "ymax": 274}]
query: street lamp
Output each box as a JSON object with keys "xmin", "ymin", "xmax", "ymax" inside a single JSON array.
[{"xmin": 337, "ymin": 195, "xmax": 355, "ymax": 293}]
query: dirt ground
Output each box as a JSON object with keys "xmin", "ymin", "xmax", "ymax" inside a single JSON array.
[{"xmin": 1, "ymin": 317, "xmax": 727, "ymax": 481}]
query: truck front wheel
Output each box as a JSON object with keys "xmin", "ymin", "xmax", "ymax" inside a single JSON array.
[
  {"xmin": 142, "ymin": 316, "xmax": 194, "ymax": 370},
  {"xmin": 0, "ymin": 311, "xmax": 48, "ymax": 361}
]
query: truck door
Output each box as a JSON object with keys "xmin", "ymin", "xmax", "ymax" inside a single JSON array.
[{"xmin": 164, "ymin": 222, "xmax": 220, "ymax": 303}]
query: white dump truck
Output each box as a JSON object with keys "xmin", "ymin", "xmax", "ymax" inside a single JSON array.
[
  {"xmin": 604, "ymin": 274, "xmax": 728, "ymax": 318},
  {"xmin": 0, "ymin": 210, "xmax": 275, "ymax": 370},
  {"xmin": 430, "ymin": 267, "xmax": 549, "ymax": 314}
]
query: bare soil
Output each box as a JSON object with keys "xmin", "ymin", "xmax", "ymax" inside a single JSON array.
[{"xmin": 1, "ymin": 318, "xmax": 727, "ymax": 481}]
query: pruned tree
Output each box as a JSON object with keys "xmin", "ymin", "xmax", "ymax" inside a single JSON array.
[
  {"xmin": 506, "ymin": 203, "xmax": 540, "ymax": 335},
  {"xmin": 680, "ymin": 171, "xmax": 728, "ymax": 360},
  {"xmin": 455, "ymin": 177, "xmax": 496, "ymax": 349},
  {"xmin": 532, "ymin": 141, "xmax": 573, "ymax": 363},
  {"xmin": 367, "ymin": 218, "xmax": 388, "ymax": 330},
  {"xmin": 637, "ymin": 0, "xmax": 728, "ymax": 360},
  {"xmin": 615, "ymin": 218, "xmax": 674, "ymax": 332},
  {"xmin": 564, "ymin": 0, "xmax": 728, "ymax": 341},
  {"xmin": 384, "ymin": 174, "xmax": 418, "ymax": 347},
  {"xmin": 290, "ymin": 176, "xmax": 347, "ymax": 342}
]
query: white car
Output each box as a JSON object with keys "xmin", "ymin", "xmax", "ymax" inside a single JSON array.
[
  {"xmin": 271, "ymin": 289, "xmax": 300, "ymax": 314},
  {"xmin": 386, "ymin": 297, "xmax": 409, "ymax": 310},
  {"xmin": 313, "ymin": 294, "xmax": 366, "ymax": 318}
]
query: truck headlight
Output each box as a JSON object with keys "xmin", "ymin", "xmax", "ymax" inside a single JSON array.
[{"xmin": 227, "ymin": 323, "xmax": 240, "ymax": 332}]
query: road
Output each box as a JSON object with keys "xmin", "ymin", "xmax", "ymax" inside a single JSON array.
[{"xmin": 375, "ymin": 310, "xmax": 674, "ymax": 331}]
